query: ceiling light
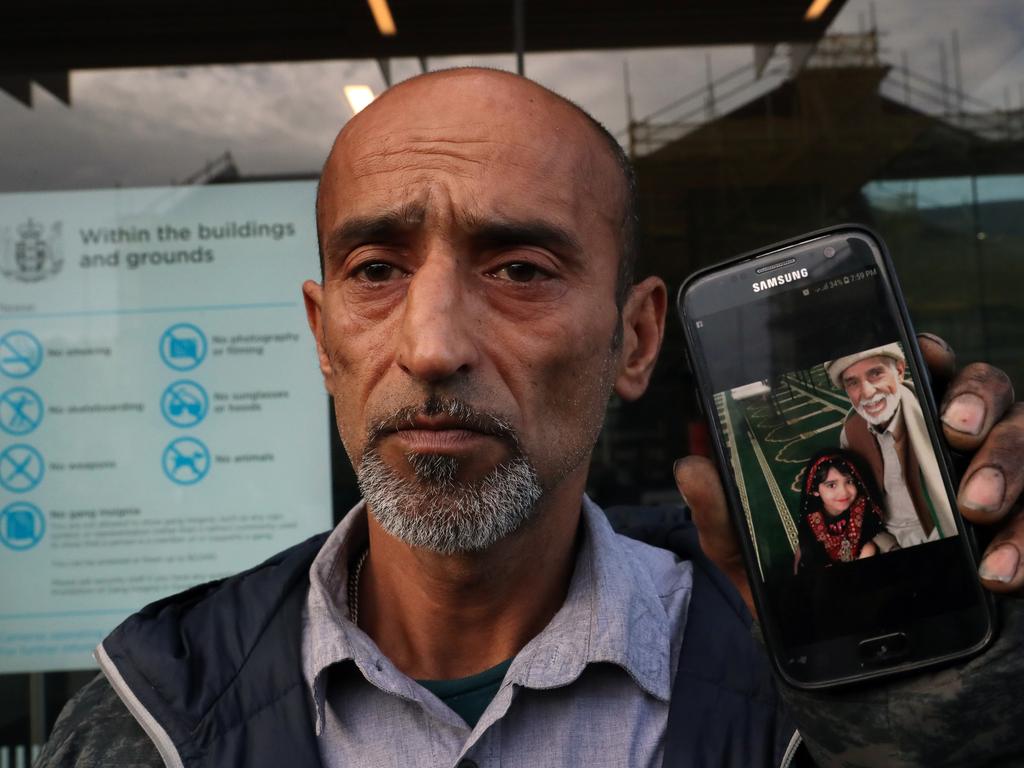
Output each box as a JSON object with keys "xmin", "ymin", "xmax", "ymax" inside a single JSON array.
[
  {"xmin": 367, "ymin": 0, "xmax": 397, "ymax": 36},
  {"xmin": 344, "ymin": 85, "xmax": 376, "ymax": 115},
  {"xmin": 804, "ymin": 0, "xmax": 833, "ymax": 20}
]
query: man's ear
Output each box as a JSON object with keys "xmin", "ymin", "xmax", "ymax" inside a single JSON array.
[
  {"xmin": 896, "ymin": 358, "xmax": 907, "ymax": 379},
  {"xmin": 302, "ymin": 279, "xmax": 334, "ymax": 380},
  {"xmin": 614, "ymin": 276, "xmax": 668, "ymax": 401}
]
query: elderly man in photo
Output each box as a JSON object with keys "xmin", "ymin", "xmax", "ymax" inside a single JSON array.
[
  {"xmin": 37, "ymin": 69, "xmax": 1024, "ymax": 768},
  {"xmin": 826, "ymin": 343, "xmax": 957, "ymax": 550}
]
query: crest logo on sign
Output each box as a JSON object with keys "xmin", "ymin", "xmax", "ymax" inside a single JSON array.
[{"xmin": 1, "ymin": 218, "xmax": 64, "ymax": 283}]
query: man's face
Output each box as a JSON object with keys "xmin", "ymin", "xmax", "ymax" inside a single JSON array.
[
  {"xmin": 841, "ymin": 355, "xmax": 905, "ymax": 427},
  {"xmin": 304, "ymin": 71, "xmax": 629, "ymax": 552}
]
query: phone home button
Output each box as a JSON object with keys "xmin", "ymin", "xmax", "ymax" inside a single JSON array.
[{"xmin": 858, "ymin": 632, "xmax": 909, "ymax": 664}]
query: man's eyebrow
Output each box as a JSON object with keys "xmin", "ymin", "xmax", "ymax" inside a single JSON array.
[
  {"xmin": 325, "ymin": 211, "xmax": 585, "ymax": 263},
  {"xmin": 466, "ymin": 218, "xmax": 584, "ymax": 257},
  {"xmin": 322, "ymin": 205, "xmax": 427, "ymax": 261}
]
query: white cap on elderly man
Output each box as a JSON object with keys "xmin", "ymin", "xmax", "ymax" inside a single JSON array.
[{"xmin": 825, "ymin": 343, "xmax": 905, "ymax": 388}]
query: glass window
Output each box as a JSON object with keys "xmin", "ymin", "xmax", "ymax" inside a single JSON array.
[{"xmin": 2, "ymin": 0, "xmax": 1021, "ymax": 757}]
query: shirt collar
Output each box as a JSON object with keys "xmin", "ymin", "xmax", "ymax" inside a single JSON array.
[
  {"xmin": 302, "ymin": 494, "xmax": 674, "ymax": 735},
  {"xmin": 506, "ymin": 496, "xmax": 673, "ymax": 701}
]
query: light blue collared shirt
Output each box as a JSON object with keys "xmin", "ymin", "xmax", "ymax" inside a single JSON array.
[{"xmin": 302, "ymin": 496, "xmax": 693, "ymax": 767}]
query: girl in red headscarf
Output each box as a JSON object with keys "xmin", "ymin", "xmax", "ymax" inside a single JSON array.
[{"xmin": 794, "ymin": 448, "xmax": 886, "ymax": 572}]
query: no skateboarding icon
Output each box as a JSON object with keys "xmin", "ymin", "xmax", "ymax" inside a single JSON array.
[
  {"xmin": 163, "ymin": 437, "xmax": 210, "ymax": 485},
  {"xmin": 0, "ymin": 386, "xmax": 44, "ymax": 436}
]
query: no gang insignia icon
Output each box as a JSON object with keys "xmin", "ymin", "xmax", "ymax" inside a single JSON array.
[{"xmin": 1, "ymin": 218, "xmax": 64, "ymax": 283}]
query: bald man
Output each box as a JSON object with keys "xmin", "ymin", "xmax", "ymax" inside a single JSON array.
[{"xmin": 38, "ymin": 70, "xmax": 1024, "ymax": 768}]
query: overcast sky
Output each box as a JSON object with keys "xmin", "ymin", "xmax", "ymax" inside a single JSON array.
[{"xmin": 2, "ymin": 0, "xmax": 1023, "ymax": 192}]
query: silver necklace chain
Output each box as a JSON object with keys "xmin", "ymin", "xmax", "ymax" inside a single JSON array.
[{"xmin": 348, "ymin": 549, "xmax": 368, "ymax": 625}]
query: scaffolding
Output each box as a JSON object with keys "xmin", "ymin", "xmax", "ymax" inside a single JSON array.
[{"xmin": 628, "ymin": 31, "xmax": 1024, "ymax": 158}]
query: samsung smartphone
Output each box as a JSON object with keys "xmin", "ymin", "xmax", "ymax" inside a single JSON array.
[{"xmin": 678, "ymin": 225, "xmax": 994, "ymax": 689}]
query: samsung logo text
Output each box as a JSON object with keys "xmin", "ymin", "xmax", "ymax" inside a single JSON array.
[{"xmin": 752, "ymin": 268, "xmax": 809, "ymax": 293}]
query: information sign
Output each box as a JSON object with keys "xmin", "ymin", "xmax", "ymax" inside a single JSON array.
[{"xmin": 0, "ymin": 182, "xmax": 332, "ymax": 672}]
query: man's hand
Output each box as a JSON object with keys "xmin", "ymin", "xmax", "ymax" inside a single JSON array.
[{"xmin": 675, "ymin": 333, "xmax": 1021, "ymax": 617}]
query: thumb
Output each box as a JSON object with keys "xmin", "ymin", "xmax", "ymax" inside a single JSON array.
[{"xmin": 674, "ymin": 455, "xmax": 756, "ymax": 617}]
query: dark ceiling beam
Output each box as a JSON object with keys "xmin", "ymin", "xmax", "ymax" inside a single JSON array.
[
  {"xmin": 0, "ymin": 72, "xmax": 70, "ymax": 106},
  {"xmin": 33, "ymin": 72, "xmax": 71, "ymax": 105},
  {"xmin": 0, "ymin": 1, "xmax": 846, "ymax": 75},
  {"xmin": 0, "ymin": 76, "xmax": 31, "ymax": 106}
]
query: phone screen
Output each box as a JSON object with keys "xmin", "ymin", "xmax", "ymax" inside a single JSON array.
[{"xmin": 681, "ymin": 229, "xmax": 991, "ymax": 686}]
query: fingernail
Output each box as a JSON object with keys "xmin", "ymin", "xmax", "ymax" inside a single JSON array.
[
  {"xmin": 919, "ymin": 332, "xmax": 953, "ymax": 352},
  {"xmin": 979, "ymin": 544, "xmax": 1020, "ymax": 583},
  {"xmin": 673, "ymin": 459, "xmax": 682, "ymax": 476},
  {"xmin": 960, "ymin": 467, "xmax": 1005, "ymax": 513},
  {"xmin": 941, "ymin": 393, "xmax": 986, "ymax": 436}
]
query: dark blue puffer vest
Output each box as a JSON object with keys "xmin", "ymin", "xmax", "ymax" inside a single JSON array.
[{"xmin": 97, "ymin": 507, "xmax": 799, "ymax": 768}]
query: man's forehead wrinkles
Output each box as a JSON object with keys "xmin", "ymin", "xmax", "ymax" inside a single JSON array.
[
  {"xmin": 348, "ymin": 139, "xmax": 549, "ymax": 176},
  {"xmin": 347, "ymin": 124, "xmax": 518, "ymax": 155},
  {"xmin": 347, "ymin": 160, "xmax": 481, "ymax": 184}
]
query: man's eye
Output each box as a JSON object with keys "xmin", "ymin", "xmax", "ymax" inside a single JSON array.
[
  {"xmin": 495, "ymin": 262, "xmax": 543, "ymax": 283},
  {"xmin": 357, "ymin": 262, "xmax": 397, "ymax": 282}
]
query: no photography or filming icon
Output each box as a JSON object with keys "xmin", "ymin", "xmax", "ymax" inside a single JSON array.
[{"xmin": 160, "ymin": 323, "xmax": 207, "ymax": 372}]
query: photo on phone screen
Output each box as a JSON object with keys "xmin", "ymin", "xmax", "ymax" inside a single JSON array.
[{"xmin": 713, "ymin": 340, "xmax": 958, "ymax": 587}]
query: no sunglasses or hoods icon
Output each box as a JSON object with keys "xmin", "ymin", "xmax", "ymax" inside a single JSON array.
[{"xmin": 161, "ymin": 380, "xmax": 209, "ymax": 428}]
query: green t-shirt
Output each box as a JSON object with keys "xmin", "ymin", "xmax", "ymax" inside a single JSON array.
[{"xmin": 417, "ymin": 658, "xmax": 513, "ymax": 728}]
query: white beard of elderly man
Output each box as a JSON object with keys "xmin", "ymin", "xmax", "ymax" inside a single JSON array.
[{"xmin": 826, "ymin": 343, "xmax": 958, "ymax": 551}]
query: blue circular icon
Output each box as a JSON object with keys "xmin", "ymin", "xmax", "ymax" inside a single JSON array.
[
  {"xmin": 0, "ymin": 501, "xmax": 45, "ymax": 551},
  {"xmin": 162, "ymin": 437, "xmax": 210, "ymax": 485},
  {"xmin": 0, "ymin": 443, "xmax": 45, "ymax": 493},
  {"xmin": 159, "ymin": 323, "xmax": 207, "ymax": 371},
  {"xmin": 0, "ymin": 330, "xmax": 43, "ymax": 379},
  {"xmin": 160, "ymin": 380, "xmax": 209, "ymax": 428},
  {"xmin": 0, "ymin": 386, "xmax": 44, "ymax": 436}
]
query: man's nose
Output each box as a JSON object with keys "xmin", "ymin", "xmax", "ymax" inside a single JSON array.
[
  {"xmin": 862, "ymin": 379, "xmax": 877, "ymax": 398},
  {"xmin": 396, "ymin": 255, "xmax": 479, "ymax": 383}
]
